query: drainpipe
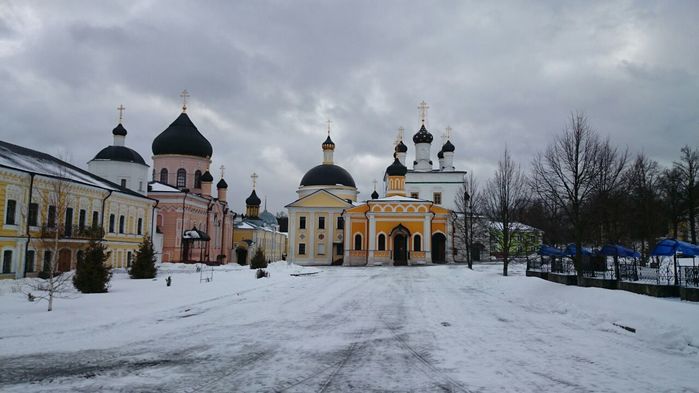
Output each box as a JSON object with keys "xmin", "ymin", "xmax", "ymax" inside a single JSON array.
[
  {"xmin": 364, "ymin": 204, "xmax": 370, "ymax": 266},
  {"xmin": 180, "ymin": 190, "xmax": 188, "ymax": 262},
  {"xmin": 23, "ymin": 173, "xmax": 35, "ymax": 278},
  {"xmin": 204, "ymin": 199, "xmax": 213, "ymax": 262},
  {"xmin": 100, "ymin": 190, "xmax": 113, "ymax": 240}
]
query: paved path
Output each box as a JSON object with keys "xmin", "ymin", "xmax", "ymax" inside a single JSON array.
[{"xmin": 1, "ymin": 265, "xmax": 698, "ymax": 392}]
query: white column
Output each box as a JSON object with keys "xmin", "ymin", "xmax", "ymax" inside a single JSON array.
[
  {"xmin": 423, "ymin": 215, "xmax": 432, "ymax": 262},
  {"xmin": 288, "ymin": 213, "xmax": 296, "ymax": 262},
  {"xmin": 308, "ymin": 212, "xmax": 315, "ymax": 263},
  {"xmin": 343, "ymin": 215, "xmax": 351, "ymax": 265},
  {"xmin": 328, "ymin": 212, "xmax": 334, "ymax": 264},
  {"xmin": 368, "ymin": 215, "xmax": 376, "ymax": 263}
]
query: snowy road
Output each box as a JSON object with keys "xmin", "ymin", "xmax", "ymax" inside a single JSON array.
[{"xmin": 1, "ymin": 263, "xmax": 698, "ymax": 392}]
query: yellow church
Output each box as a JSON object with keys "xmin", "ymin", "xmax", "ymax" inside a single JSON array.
[{"xmin": 286, "ymin": 127, "xmax": 453, "ymax": 267}]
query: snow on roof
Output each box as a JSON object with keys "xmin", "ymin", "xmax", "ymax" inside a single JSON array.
[
  {"xmin": 372, "ymin": 195, "xmax": 425, "ymax": 202},
  {"xmin": 148, "ymin": 181, "xmax": 180, "ymax": 192},
  {"xmin": 0, "ymin": 140, "xmax": 145, "ymax": 198},
  {"xmin": 488, "ymin": 221, "xmax": 541, "ymax": 232}
]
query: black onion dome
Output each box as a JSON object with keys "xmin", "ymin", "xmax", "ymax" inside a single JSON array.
[
  {"xmin": 152, "ymin": 113, "xmax": 213, "ymax": 158},
  {"xmin": 442, "ymin": 139, "xmax": 455, "ymax": 152},
  {"xmin": 412, "ymin": 124, "xmax": 433, "ymax": 144},
  {"xmin": 386, "ymin": 157, "xmax": 408, "ymax": 176},
  {"xmin": 216, "ymin": 178, "xmax": 228, "ymax": 189},
  {"xmin": 300, "ymin": 164, "xmax": 356, "ymax": 188},
  {"xmin": 437, "ymin": 150, "xmax": 444, "ymax": 159},
  {"xmin": 245, "ymin": 189, "xmax": 261, "ymax": 206},
  {"xmin": 322, "ymin": 135, "xmax": 335, "ymax": 150},
  {"xmin": 112, "ymin": 123, "xmax": 127, "ymax": 136},
  {"xmin": 93, "ymin": 146, "xmax": 147, "ymax": 165},
  {"xmin": 200, "ymin": 171, "xmax": 214, "ymax": 182},
  {"xmin": 395, "ymin": 140, "xmax": 407, "ymax": 153},
  {"xmin": 371, "ymin": 190, "xmax": 379, "ymax": 199}
]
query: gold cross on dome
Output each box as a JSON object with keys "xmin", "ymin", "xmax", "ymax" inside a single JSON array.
[
  {"xmin": 326, "ymin": 119, "xmax": 332, "ymax": 136},
  {"xmin": 180, "ymin": 89, "xmax": 190, "ymax": 112},
  {"xmin": 117, "ymin": 104, "xmax": 125, "ymax": 123},
  {"xmin": 445, "ymin": 125, "xmax": 452, "ymax": 140},
  {"xmin": 220, "ymin": 165, "xmax": 225, "ymax": 179},
  {"xmin": 251, "ymin": 172, "xmax": 258, "ymax": 189},
  {"xmin": 418, "ymin": 101, "xmax": 429, "ymax": 124},
  {"xmin": 373, "ymin": 179, "xmax": 377, "ymax": 191}
]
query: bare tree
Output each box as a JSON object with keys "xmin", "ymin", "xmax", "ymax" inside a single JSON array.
[
  {"xmin": 24, "ymin": 174, "xmax": 75, "ymax": 311},
  {"xmin": 453, "ymin": 173, "xmax": 481, "ymax": 269},
  {"xmin": 625, "ymin": 153, "xmax": 665, "ymax": 261},
  {"xmin": 674, "ymin": 145, "xmax": 699, "ymax": 243},
  {"xmin": 589, "ymin": 139, "xmax": 628, "ymax": 244},
  {"xmin": 659, "ymin": 167, "xmax": 684, "ymax": 239},
  {"xmin": 483, "ymin": 148, "xmax": 528, "ymax": 276},
  {"xmin": 531, "ymin": 112, "xmax": 601, "ymax": 276}
]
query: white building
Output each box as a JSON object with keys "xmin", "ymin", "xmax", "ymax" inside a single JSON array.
[{"xmin": 88, "ymin": 121, "xmax": 150, "ymax": 195}]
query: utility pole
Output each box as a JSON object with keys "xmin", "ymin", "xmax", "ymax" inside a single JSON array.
[{"xmin": 464, "ymin": 190, "xmax": 471, "ymax": 269}]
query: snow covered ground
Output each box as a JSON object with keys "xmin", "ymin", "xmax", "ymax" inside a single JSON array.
[{"xmin": 0, "ymin": 262, "xmax": 698, "ymax": 392}]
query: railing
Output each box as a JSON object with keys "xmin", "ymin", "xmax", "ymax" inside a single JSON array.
[
  {"xmin": 528, "ymin": 257, "xmax": 550, "ymax": 272},
  {"xmin": 39, "ymin": 225, "xmax": 104, "ymax": 240},
  {"xmin": 679, "ymin": 266, "xmax": 699, "ymax": 288}
]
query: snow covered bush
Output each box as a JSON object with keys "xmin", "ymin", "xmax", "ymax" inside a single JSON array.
[
  {"xmin": 73, "ymin": 239, "xmax": 112, "ymax": 293},
  {"xmin": 250, "ymin": 248, "xmax": 268, "ymax": 269},
  {"xmin": 129, "ymin": 236, "xmax": 158, "ymax": 279}
]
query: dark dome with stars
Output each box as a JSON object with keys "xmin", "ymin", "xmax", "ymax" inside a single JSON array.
[
  {"xmin": 412, "ymin": 124, "xmax": 433, "ymax": 144},
  {"xmin": 152, "ymin": 113, "xmax": 213, "ymax": 158},
  {"xmin": 395, "ymin": 140, "xmax": 408, "ymax": 153}
]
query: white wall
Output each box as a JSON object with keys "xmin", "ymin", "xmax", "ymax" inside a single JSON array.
[
  {"xmin": 88, "ymin": 160, "xmax": 149, "ymax": 195},
  {"xmin": 402, "ymin": 171, "xmax": 467, "ymax": 211}
]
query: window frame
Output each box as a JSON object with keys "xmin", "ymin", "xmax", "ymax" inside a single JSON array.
[
  {"xmin": 2, "ymin": 250, "xmax": 12, "ymax": 273},
  {"xmin": 5, "ymin": 199, "xmax": 17, "ymax": 225},
  {"xmin": 318, "ymin": 216, "xmax": 325, "ymax": 230},
  {"xmin": 160, "ymin": 168, "xmax": 169, "ymax": 184},
  {"xmin": 354, "ymin": 234, "xmax": 362, "ymax": 250},
  {"xmin": 298, "ymin": 243, "xmax": 306, "ymax": 255},
  {"xmin": 299, "ymin": 216, "xmax": 306, "ymax": 230},
  {"xmin": 433, "ymin": 192, "xmax": 442, "ymax": 205},
  {"xmin": 28, "ymin": 203, "xmax": 39, "ymax": 227},
  {"xmin": 176, "ymin": 168, "xmax": 187, "ymax": 188}
]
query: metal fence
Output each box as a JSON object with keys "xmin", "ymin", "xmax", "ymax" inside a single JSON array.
[{"xmin": 679, "ymin": 266, "xmax": 699, "ymax": 288}]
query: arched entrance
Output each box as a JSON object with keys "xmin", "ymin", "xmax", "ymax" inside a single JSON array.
[
  {"xmin": 432, "ymin": 233, "xmax": 447, "ymax": 264},
  {"xmin": 236, "ymin": 247, "xmax": 248, "ymax": 265},
  {"xmin": 390, "ymin": 224, "xmax": 410, "ymax": 266},
  {"xmin": 58, "ymin": 249, "xmax": 72, "ymax": 272}
]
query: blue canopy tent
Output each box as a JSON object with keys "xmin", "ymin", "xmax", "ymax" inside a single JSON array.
[
  {"xmin": 599, "ymin": 244, "xmax": 641, "ymax": 258},
  {"xmin": 564, "ymin": 243, "xmax": 593, "ymax": 257},
  {"xmin": 538, "ymin": 244, "xmax": 565, "ymax": 257},
  {"xmin": 650, "ymin": 239, "xmax": 699, "ymax": 257},
  {"xmin": 598, "ymin": 244, "xmax": 640, "ymax": 281},
  {"xmin": 649, "ymin": 239, "xmax": 699, "ymax": 286}
]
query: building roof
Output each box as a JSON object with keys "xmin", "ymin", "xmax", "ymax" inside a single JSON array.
[
  {"xmin": 112, "ymin": 123, "xmax": 127, "ymax": 136},
  {"xmin": 200, "ymin": 171, "xmax": 214, "ymax": 182},
  {"xmin": 92, "ymin": 145, "xmax": 148, "ymax": 166},
  {"xmin": 441, "ymin": 139, "xmax": 455, "ymax": 152},
  {"xmin": 152, "ymin": 112, "xmax": 213, "ymax": 158},
  {"xmin": 386, "ymin": 157, "xmax": 408, "ymax": 176},
  {"xmin": 217, "ymin": 178, "xmax": 228, "ymax": 189},
  {"xmin": 395, "ymin": 140, "xmax": 408, "ymax": 153},
  {"xmin": 322, "ymin": 135, "xmax": 335, "ymax": 150},
  {"xmin": 245, "ymin": 189, "xmax": 261, "ymax": 206},
  {"xmin": 259, "ymin": 209, "xmax": 278, "ymax": 226},
  {"xmin": 148, "ymin": 181, "xmax": 180, "ymax": 192},
  {"xmin": 300, "ymin": 164, "xmax": 356, "ymax": 188},
  {"xmin": 0, "ymin": 140, "xmax": 148, "ymax": 199}
]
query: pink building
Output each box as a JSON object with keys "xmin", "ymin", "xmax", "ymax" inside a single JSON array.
[{"xmin": 147, "ymin": 108, "xmax": 234, "ymax": 264}]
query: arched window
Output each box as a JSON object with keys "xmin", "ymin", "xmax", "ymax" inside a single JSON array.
[
  {"xmin": 194, "ymin": 170, "xmax": 202, "ymax": 189},
  {"xmin": 160, "ymin": 168, "xmax": 168, "ymax": 184},
  {"xmin": 354, "ymin": 234, "xmax": 362, "ymax": 250},
  {"xmin": 414, "ymin": 234, "xmax": 422, "ymax": 251},
  {"xmin": 176, "ymin": 168, "xmax": 186, "ymax": 188},
  {"xmin": 378, "ymin": 234, "xmax": 386, "ymax": 251}
]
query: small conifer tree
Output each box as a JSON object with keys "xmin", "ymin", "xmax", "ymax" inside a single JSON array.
[
  {"xmin": 250, "ymin": 248, "xmax": 268, "ymax": 269},
  {"xmin": 130, "ymin": 236, "xmax": 158, "ymax": 279},
  {"xmin": 73, "ymin": 239, "xmax": 112, "ymax": 293}
]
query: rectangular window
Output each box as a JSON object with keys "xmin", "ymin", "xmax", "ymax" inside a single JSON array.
[
  {"xmin": 79, "ymin": 209, "xmax": 86, "ymax": 230},
  {"xmin": 26, "ymin": 250, "xmax": 35, "ymax": 273},
  {"xmin": 43, "ymin": 251, "xmax": 51, "ymax": 272},
  {"xmin": 337, "ymin": 217, "xmax": 344, "ymax": 229},
  {"xmin": 109, "ymin": 214, "xmax": 115, "ymax": 233},
  {"xmin": 317, "ymin": 243, "xmax": 325, "ymax": 255},
  {"xmin": 433, "ymin": 192, "xmax": 442, "ymax": 205},
  {"xmin": 410, "ymin": 192, "xmax": 419, "ymax": 199},
  {"xmin": 5, "ymin": 199, "xmax": 17, "ymax": 225},
  {"xmin": 28, "ymin": 203, "xmax": 38, "ymax": 226},
  {"xmin": 120, "ymin": 179, "xmax": 127, "ymax": 188},
  {"xmin": 298, "ymin": 243, "xmax": 306, "ymax": 255},
  {"xmin": 318, "ymin": 216, "xmax": 325, "ymax": 230},
  {"xmin": 299, "ymin": 216, "xmax": 306, "ymax": 229},
  {"xmin": 139, "ymin": 181, "xmax": 143, "ymax": 192},
  {"xmin": 47, "ymin": 205, "xmax": 56, "ymax": 227},
  {"xmin": 119, "ymin": 215, "xmax": 125, "ymax": 234},
  {"xmin": 65, "ymin": 208, "xmax": 73, "ymax": 237},
  {"xmin": 137, "ymin": 218, "xmax": 143, "ymax": 235},
  {"xmin": 127, "ymin": 251, "xmax": 132, "ymax": 268},
  {"xmin": 2, "ymin": 250, "xmax": 12, "ymax": 273},
  {"xmin": 92, "ymin": 211, "xmax": 99, "ymax": 228}
]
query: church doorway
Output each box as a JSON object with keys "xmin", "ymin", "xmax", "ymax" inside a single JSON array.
[
  {"xmin": 432, "ymin": 233, "xmax": 447, "ymax": 264},
  {"xmin": 236, "ymin": 248, "xmax": 248, "ymax": 265},
  {"xmin": 393, "ymin": 235, "xmax": 408, "ymax": 266}
]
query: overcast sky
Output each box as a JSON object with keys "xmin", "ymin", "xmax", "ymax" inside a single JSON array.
[{"xmin": 1, "ymin": 1, "xmax": 697, "ymax": 214}]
